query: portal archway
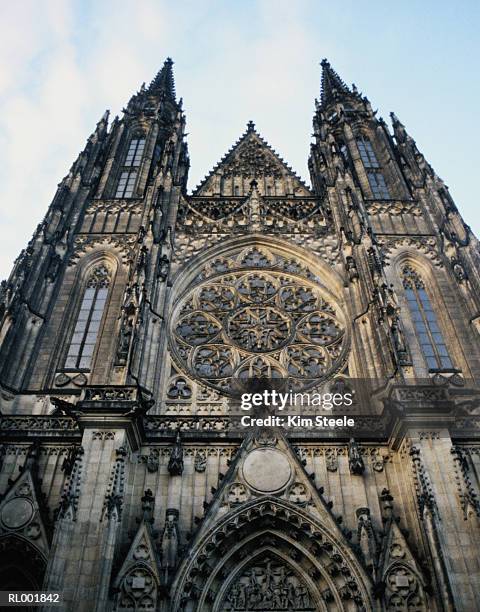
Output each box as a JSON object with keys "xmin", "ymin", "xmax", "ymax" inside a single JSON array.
[{"xmin": 171, "ymin": 497, "xmax": 373, "ymax": 611}]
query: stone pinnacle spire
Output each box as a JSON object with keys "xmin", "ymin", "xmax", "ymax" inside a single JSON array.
[
  {"xmin": 146, "ymin": 57, "xmax": 176, "ymax": 100},
  {"xmin": 320, "ymin": 58, "xmax": 351, "ymax": 107}
]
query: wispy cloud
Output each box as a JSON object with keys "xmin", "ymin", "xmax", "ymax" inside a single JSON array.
[{"xmin": 0, "ymin": 0, "xmax": 479, "ymax": 278}]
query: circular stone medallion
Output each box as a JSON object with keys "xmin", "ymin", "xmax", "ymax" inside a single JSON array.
[
  {"xmin": 242, "ymin": 448, "xmax": 292, "ymax": 493},
  {"xmin": 1, "ymin": 498, "xmax": 34, "ymax": 530}
]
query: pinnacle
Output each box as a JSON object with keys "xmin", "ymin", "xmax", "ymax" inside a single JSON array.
[
  {"xmin": 146, "ymin": 57, "xmax": 176, "ymax": 100},
  {"xmin": 320, "ymin": 58, "xmax": 351, "ymax": 107}
]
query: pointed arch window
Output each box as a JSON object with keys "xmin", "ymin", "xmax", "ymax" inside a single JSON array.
[
  {"xmin": 125, "ymin": 137, "xmax": 146, "ymax": 167},
  {"xmin": 115, "ymin": 170, "xmax": 137, "ymax": 198},
  {"xmin": 367, "ymin": 171, "xmax": 390, "ymax": 199},
  {"xmin": 65, "ymin": 265, "xmax": 110, "ymax": 370},
  {"xmin": 114, "ymin": 134, "xmax": 145, "ymax": 198},
  {"xmin": 356, "ymin": 136, "xmax": 379, "ymax": 168},
  {"xmin": 402, "ymin": 266, "xmax": 453, "ymax": 370},
  {"xmin": 356, "ymin": 136, "xmax": 391, "ymax": 199}
]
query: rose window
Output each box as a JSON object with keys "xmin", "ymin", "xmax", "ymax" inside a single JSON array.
[{"xmin": 171, "ymin": 268, "xmax": 347, "ymax": 393}]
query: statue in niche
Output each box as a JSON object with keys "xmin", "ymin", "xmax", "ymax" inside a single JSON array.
[
  {"xmin": 168, "ymin": 431, "xmax": 184, "ymax": 476},
  {"xmin": 348, "ymin": 438, "xmax": 365, "ymax": 475}
]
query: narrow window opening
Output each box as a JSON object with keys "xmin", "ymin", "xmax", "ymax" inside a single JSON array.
[
  {"xmin": 115, "ymin": 170, "xmax": 137, "ymax": 198},
  {"xmin": 367, "ymin": 171, "xmax": 391, "ymax": 199},
  {"xmin": 402, "ymin": 265, "xmax": 453, "ymax": 370},
  {"xmin": 356, "ymin": 136, "xmax": 379, "ymax": 168},
  {"xmin": 65, "ymin": 265, "xmax": 110, "ymax": 370}
]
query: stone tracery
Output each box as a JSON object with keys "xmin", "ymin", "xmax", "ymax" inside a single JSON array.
[{"xmin": 171, "ymin": 247, "xmax": 347, "ymax": 393}]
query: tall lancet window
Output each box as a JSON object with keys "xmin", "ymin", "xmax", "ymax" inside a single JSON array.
[
  {"xmin": 402, "ymin": 265, "xmax": 453, "ymax": 370},
  {"xmin": 65, "ymin": 265, "xmax": 110, "ymax": 370},
  {"xmin": 356, "ymin": 136, "xmax": 379, "ymax": 168},
  {"xmin": 356, "ymin": 136, "xmax": 391, "ymax": 199},
  {"xmin": 125, "ymin": 137, "xmax": 145, "ymax": 167},
  {"xmin": 115, "ymin": 134, "xmax": 145, "ymax": 197}
]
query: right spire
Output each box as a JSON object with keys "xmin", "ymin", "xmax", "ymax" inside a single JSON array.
[{"xmin": 320, "ymin": 58, "xmax": 352, "ymax": 107}]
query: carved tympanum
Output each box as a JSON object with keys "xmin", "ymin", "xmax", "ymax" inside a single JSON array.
[{"xmin": 222, "ymin": 556, "xmax": 315, "ymax": 611}]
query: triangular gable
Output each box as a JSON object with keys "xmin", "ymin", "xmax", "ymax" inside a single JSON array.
[
  {"xmin": 187, "ymin": 427, "xmax": 352, "ymax": 548},
  {"xmin": 193, "ymin": 123, "xmax": 313, "ymax": 197},
  {"xmin": 171, "ymin": 428, "xmax": 374, "ymax": 610},
  {"xmin": 376, "ymin": 490, "xmax": 429, "ymax": 608},
  {"xmin": 113, "ymin": 521, "xmax": 161, "ymax": 588}
]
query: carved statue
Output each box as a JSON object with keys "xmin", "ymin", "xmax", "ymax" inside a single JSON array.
[
  {"xmin": 168, "ymin": 431, "xmax": 184, "ymax": 476},
  {"xmin": 348, "ymin": 438, "xmax": 365, "ymax": 475},
  {"xmin": 161, "ymin": 508, "xmax": 179, "ymax": 568},
  {"xmin": 157, "ymin": 254, "xmax": 170, "ymax": 281}
]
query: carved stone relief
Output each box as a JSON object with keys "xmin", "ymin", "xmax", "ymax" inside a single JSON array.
[{"xmin": 222, "ymin": 556, "xmax": 315, "ymax": 611}]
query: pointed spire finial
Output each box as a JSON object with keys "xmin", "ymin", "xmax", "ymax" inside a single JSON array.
[
  {"xmin": 320, "ymin": 58, "xmax": 351, "ymax": 107},
  {"xmin": 247, "ymin": 120, "xmax": 255, "ymax": 132},
  {"xmin": 390, "ymin": 111, "xmax": 404, "ymax": 128},
  {"xmin": 146, "ymin": 57, "xmax": 176, "ymax": 101}
]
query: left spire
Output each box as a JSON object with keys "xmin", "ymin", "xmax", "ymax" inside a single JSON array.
[{"xmin": 146, "ymin": 57, "xmax": 176, "ymax": 100}]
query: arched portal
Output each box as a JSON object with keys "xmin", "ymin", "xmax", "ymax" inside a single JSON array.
[
  {"xmin": 0, "ymin": 535, "xmax": 47, "ymax": 611},
  {"xmin": 171, "ymin": 497, "xmax": 373, "ymax": 611}
]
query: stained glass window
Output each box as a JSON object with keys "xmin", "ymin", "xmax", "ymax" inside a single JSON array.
[
  {"xmin": 115, "ymin": 170, "xmax": 137, "ymax": 198},
  {"xmin": 402, "ymin": 265, "xmax": 453, "ymax": 370},
  {"xmin": 65, "ymin": 266, "xmax": 110, "ymax": 370},
  {"xmin": 367, "ymin": 171, "xmax": 390, "ymax": 199},
  {"xmin": 124, "ymin": 138, "xmax": 145, "ymax": 167},
  {"xmin": 356, "ymin": 137, "xmax": 379, "ymax": 168}
]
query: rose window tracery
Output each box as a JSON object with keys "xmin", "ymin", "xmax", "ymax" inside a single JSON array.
[{"xmin": 171, "ymin": 255, "xmax": 347, "ymax": 393}]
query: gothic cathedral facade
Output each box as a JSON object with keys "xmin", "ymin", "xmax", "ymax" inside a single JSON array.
[{"xmin": 0, "ymin": 59, "xmax": 480, "ymax": 611}]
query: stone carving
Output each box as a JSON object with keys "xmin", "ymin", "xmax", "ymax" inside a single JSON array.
[
  {"xmin": 84, "ymin": 387, "xmax": 137, "ymax": 402},
  {"xmin": 146, "ymin": 450, "xmax": 159, "ymax": 473},
  {"xmin": 54, "ymin": 371, "xmax": 88, "ymax": 387},
  {"xmin": 68, "ymin": 235, "xmax": 137, "ymax": 266},
  {"xmin": 410, "ymin": 446, "xmax": 437, "ymax": 518},
  {"xmin": 57, "ymin": 446, "xmax": 84, "ymax": 520},
  {"xmin": 0, "ymin": 444, "xmax": 50, "ymax": 558},
  {"xmin": 0, "ymin": 416, "xmax": 79, "ymax": 432},
  {"xmin": 194, "ymin": 450, "xmax": 207, "ymax": 472},
  {"xmin": 348, "ymin": 439, "xmax": 365, "ymax": 475},
  {"xmin": 384, "ymin": 565, "xmax": 427, "ymax": 611},
  {"xmin": 157, "ymin": 253, "xmax": 170, "ymax": 281},
  {"xmin": 161, "ymin": 508, "xmax": 179, "ymax": 569},
  {"xmin": 171, "ymin": 266, "xmax": 347, "ymax": 393},
  {"xmin": 116, "ymin": 566, "xmax": 158, "ymax": 611},
  {"xmin": 380, "ymin": 237, "xmax": 443, "ymax": 267},
  {"xmin": 113, "ymin": 489, "xmax": 161, "ymax": 611},
  {"xmin": 451, "ymin": 446, "xmax": 480, "ymax": 519},
  {"xmin": 223, "ymin": 556, "xmax": 314, "ymax": 611},
  {"xmin": 167, "ymin": 377, "xmax": 192, "ymax": 400},
  {"xmin": 227, "ymin": 482, "xmax": 249, "ymax": 505},
  {"xmin": 168, "ymin": 431, "xmax": 184, "ymax": 476},
  {"xmin": 288, "ymin": 482, "xmax": 310, "ymax": 506},
  {"xmin": 102, "ymin": 446, "xmax": 127, "ymax": 522},
  {"xmin": 325, "ymin": 448, "xmax": 338, "ymax": 472},
  {"xmin": 92, "ymin": 431, "xmax": 116, "ymax": 440}
]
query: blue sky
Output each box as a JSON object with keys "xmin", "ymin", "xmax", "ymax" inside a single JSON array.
[{"xmin": 0, "ymin": 0, "xmax": 479, "ymax": 278}]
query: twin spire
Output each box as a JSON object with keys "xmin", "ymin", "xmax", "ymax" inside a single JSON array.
[{"xmin": 145, "ymin": 57, "xmax": 351, "ymax": 109}]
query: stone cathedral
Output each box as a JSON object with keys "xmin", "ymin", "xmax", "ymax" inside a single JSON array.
[{"xmin": 1, "ymin": 57, "xmax": 480, "ymax": 612}]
